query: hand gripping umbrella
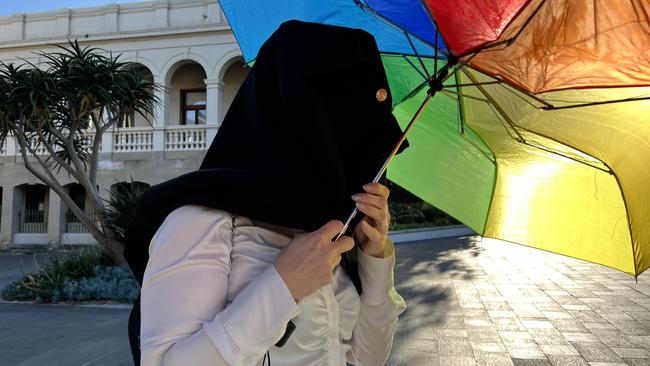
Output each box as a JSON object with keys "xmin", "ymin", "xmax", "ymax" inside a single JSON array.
[{"xmin": 219, "ymin": 0, "xmax": 650, "ymax": 277}]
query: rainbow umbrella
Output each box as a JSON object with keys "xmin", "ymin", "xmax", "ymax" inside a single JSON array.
[{"xmin": 220, "ymin": 0, "xmax": 650, "ymax": 277}]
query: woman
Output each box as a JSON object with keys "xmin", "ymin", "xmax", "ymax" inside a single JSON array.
[{"xmin": 124, "ymin": 20, "xmax": 408, "ymax": 366}]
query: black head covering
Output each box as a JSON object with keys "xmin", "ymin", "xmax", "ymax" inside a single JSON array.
[
  {"xmin": 123, "ymin": 19, "xmax": 408, "ymax": 288},
  {"xmin": 124, "ymin": 19, "xmax": 409, "ymax": 364}
]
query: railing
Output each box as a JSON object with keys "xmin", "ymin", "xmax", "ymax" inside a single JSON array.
[
  {"xmin": 17, "ymin": 209, "xmax": 47, "ymax": 233},
  {"xmin": 1, "ymin": 130, "xmax": 100, "ymax": 157},
  {"xmin": 64, "ymin": 208, "xmax": 102, "ymax": 233},
  {"xmin": 113, "ymin": 127, "xmax": 154, "ymax": 152},
  {"xmin": 0, "ymin": 125, "xmax": 217, "ymax": 156},
  {"xmin": 165, "ymin": 125, "xmax": 209, "ymax": 151}
]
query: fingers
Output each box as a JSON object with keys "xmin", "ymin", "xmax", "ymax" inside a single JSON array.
[
  {"xmin": 328, "ymin": 254, "xmax": 342, "ymax": 268},
  {"xmin": 354, "ymin": 201, "xmax": 389, "ymax": 232},
  {"xmin": 351, "ymin": 192, "xmax": 388, "ymax": 211},
  {"xmin": 359, "ymin": 218, "xmax": 382, "ymax": 243},
  {"xmin": 362, "ymin": 182, "xmax": 390, "ymax": 198},
  {"xmin": 316, "ymin": 220, "xmax": 344, "ymax": 240},
  {"xmin": 333, "ymin": 235, "xmax": 354, "ymax": 254}
]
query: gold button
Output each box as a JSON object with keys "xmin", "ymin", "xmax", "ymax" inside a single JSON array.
[{"xmin": 376, "ymin": 88, "xmax": 387, "ymax": 102}]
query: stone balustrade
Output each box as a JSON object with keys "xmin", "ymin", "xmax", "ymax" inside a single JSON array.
[{"xmin": 0, "ymin": 124, "xmax": 218, "ymax": 156}]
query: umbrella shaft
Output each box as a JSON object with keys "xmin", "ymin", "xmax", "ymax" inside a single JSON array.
[{"xmin": 335, "ymin": 93, "xmax": 434, "ymax": 241}]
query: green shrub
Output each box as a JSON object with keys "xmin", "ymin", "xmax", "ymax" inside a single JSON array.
[
  {"xmin": 388, "ymin": 201, "xmax": 460, "ymax": 230},
  {"xmin": 52, "ymin": 265, "xmax": 139, "ymax": 303},
  {"xmin": 1, "ymin": 247, "xmax": 138, "ymax": 303}
]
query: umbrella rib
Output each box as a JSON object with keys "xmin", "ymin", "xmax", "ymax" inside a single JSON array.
[
  {"xmin": 400, "ymin": 55, "xmax": 428, "ymax": 82},
  {"xmin": 355, "ymin": 0, "xmax": 440, "ymax": 56},
  {"xmin": 540, "ymin": 96, "xmax": 650, "ymax": 110},
  {"xmin": 405, "ymin": 32, "xmax": 431, "ymax": 79},
  {"xmin": 463, "ymin": 69, "xmax": 527, "ymax": 143},
  {"xmin": 460, "ymin": 0, "xmax": 548, "ymax": 59},
  {"xmin": 453, "ymin": 70, "xmax": 497, "ymax": 163},
  {"xmin": 462, "ymin": 70, "xmax": 615, "ymax": 173}
]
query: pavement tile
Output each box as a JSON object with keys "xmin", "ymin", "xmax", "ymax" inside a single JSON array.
[
  {"xmin": 511, "ymin": 359, "xmax": 552, "ymax": 366},
  {"xmin": 543, "ymin": 312, "xmax": 574, "ymax": 319},
  {"xmin": 522, "ymin": 320, "xmax": 556, "ymax": 329},
  {"xmin": 562, "ymin": 305, "xmax": 592, "ymax": 311},
  {"xmin": 597, "ymin": 313, "xmax": 634, "ymax": 322},
  {"xmin": 464, "ymin": 308, "xmax": 491, "ymax": 317},
  {"xmin": 506, "ymin": 346, "xmax": 547, "ymax": 360},
  {"xmin": 441, "ymin": 316, "xmax": 468, "ymax": 328},
  {"xmin": 627, "ymin": 312, "xmax": 650, "ymax": 321},
  {"xmin": 611, "ymin": 321, "xmax": 650, "ymax": 336},
  {"xmin": 439, "ymin": 355, "xmax": 478, "ymax": 366},
  {"xmin": 546, "ymin": 291, "xmax": 571, "ymax": 296},
  {"xmin": 528, "ymin": 328, "xmax": 572, "ymax": 346},
  {"xmin": 609, "ymin": 347, "xmax": 650, "ymax": 358},
  {"xmin": 469, "ymin": 329, "xmax": 503, "ymax": 343},
  {"xmin": 490, "ymin": 311, "xmax": 518, "ymax": 318},
  {"xmin": 546, "ymin": 355, "xmax": 590, "ymax": 366},
  {"xmin": 623, "ymin": 359, "xmax": 650, "ymax": 366},
  {"xmin": 589, "ymin": 330, "xmax": 636, "ymax": 348},
  {"xmin": 494, "ymin": 318, "xmax": 528, "ymax": 332},
  {"xmin": 616, "ymin": 305, "xmax": 648, "ymax": 313},
  {"xmin": 627, "ymin": 335, "xmax": 650, "ymax": 350},
  {"xmin": 472, "ymin": 342, "xmax": 508, "ymax": 353},
  {"xmin": 568, "ymin": 311, "xmax": 607, "ymax": 323},
  {"xmin": 391, "ymin": 350, "xmax": 440, "ymax": 366},
  {"xmin": 570, "ymin": 342, "xmax": 625, "ymax": 363},
  {"xmin": 539, "ymin": 344, "xmax": 581, "ymax": 356},
  {"xmin": 500, "ymin": 331, "xmax": 533, "ymax": 341},
  {"xmin": 438, "ymin": 337, "xmax": 474, "ymax": 355},
  {"xmin": 437, "ymin": 328, "xmax": 470, "ymax": 338},
  {"xmin": 583, "ymin": 323, "xmax": 618, "ymax": 331},
  {"xmin": 551, "ymin": 319, "xmax": 590, "ymax": 333},
  {"xmin": 483, "ymin": 296, "xmax": 508, "ymax": 302},
  {"xmin": 474, "ymin": 352, "xmax": 514, "ymax": 366},
  {"xmin": 486, "ymin": 302, "xmax": 514, "ymax": 311},
  {"xmin": 466, "ymin": 318, "xmax": 495, "ymax": 328}
]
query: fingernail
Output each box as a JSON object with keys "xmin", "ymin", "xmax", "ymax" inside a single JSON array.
[{"xmin": 351, "ymin": 194, "xmax": 359, "ymax": 201}]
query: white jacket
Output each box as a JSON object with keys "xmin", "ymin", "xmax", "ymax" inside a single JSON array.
[{"xmin": 140, "ymin": 204, "xmax": 406, "ymax": 366}]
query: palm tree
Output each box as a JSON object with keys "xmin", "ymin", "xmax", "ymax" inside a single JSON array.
[{"xmin": 0, "ymin": 40, "xmax": 158, "ymax": 264}]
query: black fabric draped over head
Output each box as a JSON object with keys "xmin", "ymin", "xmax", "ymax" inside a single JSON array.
[
  {"xmin": 124, "ymin": 19, "xmax": 409, "ymax": 364},
  {"xmin": 123, "ymin": 19, "xmax": 408, "ymax": 292}
]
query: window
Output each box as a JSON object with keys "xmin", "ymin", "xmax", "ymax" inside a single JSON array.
[
  {"xmin": 181, "ymin": 89, "xmax": 207, "ymax": 125},
  {"xmin": 24, "ymin": 185, "xmax": 46, "ymax": 223}
]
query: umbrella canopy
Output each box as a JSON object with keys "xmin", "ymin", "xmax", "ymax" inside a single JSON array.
[{"xmin": 219, "ymin": 0, "xmax": 650, "ymax": 277}]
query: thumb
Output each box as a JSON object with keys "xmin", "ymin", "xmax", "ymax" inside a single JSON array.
[
  {"xmin": 333, "ymin": 235, "xmax": 355, "ymax": 254},
  {"xmin": 315, "ymin": 220, "xmax": 344, "ymax": 240}
]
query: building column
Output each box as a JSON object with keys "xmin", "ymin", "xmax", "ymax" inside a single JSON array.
[
  {"xmin": 205, "ymin": 78, "xmax": 223, "ymax": 144},
  {"xmin": 153, "ymin": 79, "xmax": 170, "ymax": 152},
  {"xmin": 154, "ymin": 79, "xmax": 171, "ymax": 128},
  {"xmin": 0, "ymin": 186, "xmax": 14, "ymax": 249},
  {"xmin": 205, "ymin": 78, "xmax": 224, "ymax": 126},
  {"xmin": 47, "ymin": 188, "xmax": 62, "ymax": 246}
]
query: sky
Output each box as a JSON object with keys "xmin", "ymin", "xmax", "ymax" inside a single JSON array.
[{"xmin": 0, "ymin": 0, "xmax": 144, "ymax": 16}]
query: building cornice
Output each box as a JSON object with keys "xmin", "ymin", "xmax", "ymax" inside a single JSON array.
[{"xmin": 0, "ymin": 0, "xmax": 225, "ymax": 48}]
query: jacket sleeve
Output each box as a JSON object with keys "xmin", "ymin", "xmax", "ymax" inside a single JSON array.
[
  {"xmin": 139, "ymin": 205, "xmax": 301, "ymax": 366},
  {"xmin": 347, "ymin": 238, "xmax": 407, "ymax": 366}
]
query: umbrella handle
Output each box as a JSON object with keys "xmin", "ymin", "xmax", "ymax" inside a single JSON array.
[{"xmin": 334, "ymin": 92, "xmax": 434, "ymax": 241}]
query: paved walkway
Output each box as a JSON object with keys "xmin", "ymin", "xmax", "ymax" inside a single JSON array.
[{"xmin": 1, "ymin": 236, "xmax": 649, "ymax": 365}]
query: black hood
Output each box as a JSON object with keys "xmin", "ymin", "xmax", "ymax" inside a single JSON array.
[{"xmin": 123, "ymin": 20, "xmax": 408, "ymax": 291}]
